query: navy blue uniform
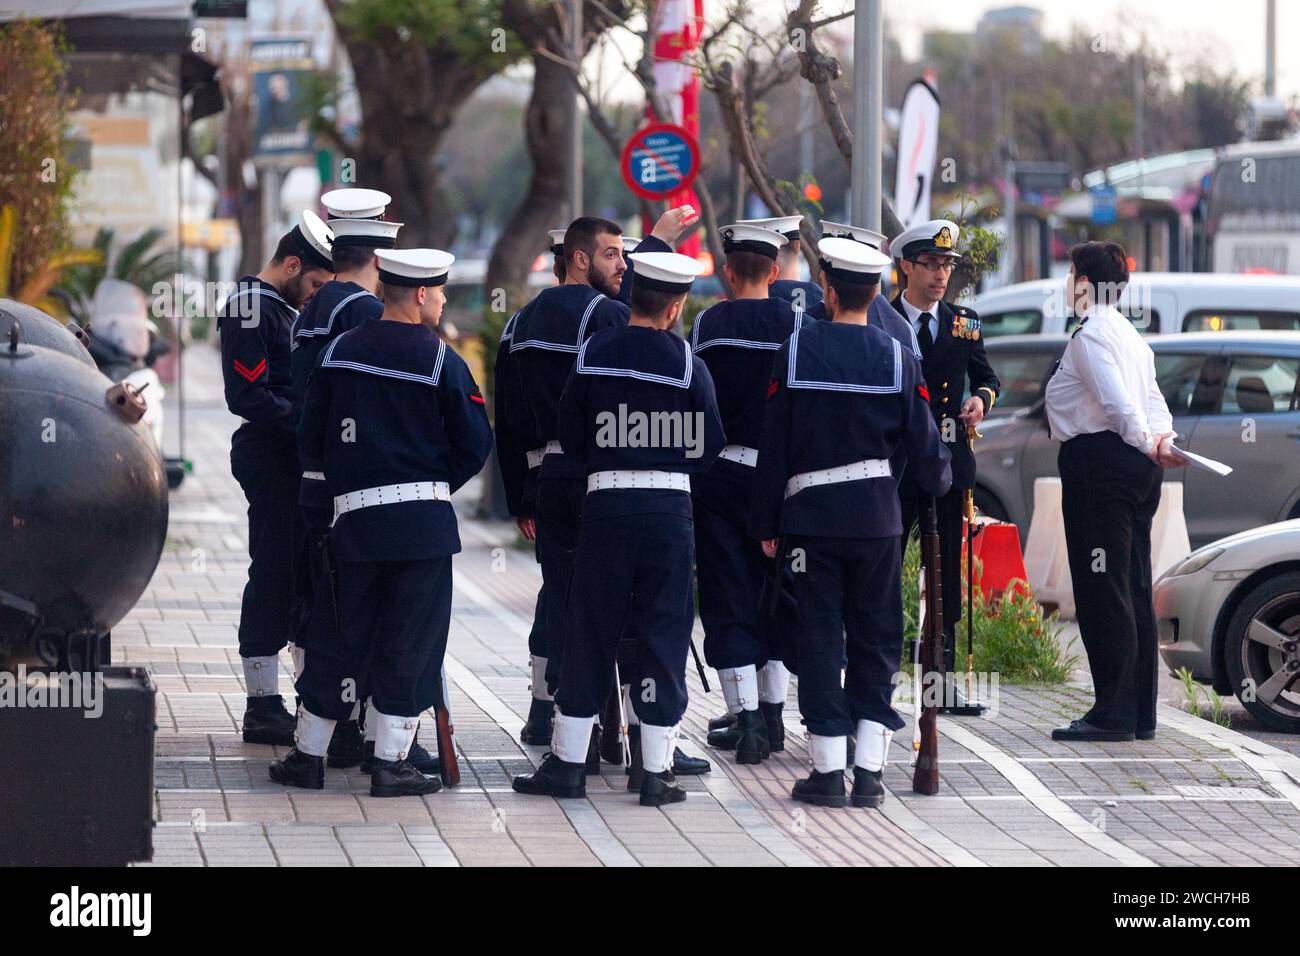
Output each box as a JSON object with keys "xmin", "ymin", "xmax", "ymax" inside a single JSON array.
[
  {"xmin": 554, "ymin": 325, "xmax": 725, "ymax": 727},
  {"xmin": 295, "ymin": 320, "xmax": 492, "ymax": 719},
  {"xmin": 218, "ymin": 277, "xmax": 301, "ymax": 660},
  {"xmin": 770, "ymin": 278, "xmax": 823, "ymax": 316},
  {"xmin": 689, "ymin": 297, "xmax": 809, "ymax": 673},
  {"xmin": 496, "ymin": 284, "xmax": 630, "ymax": 692},
  {"xmin": 750, "ymin": 321, "xmax": 952, "ymax": 737}
]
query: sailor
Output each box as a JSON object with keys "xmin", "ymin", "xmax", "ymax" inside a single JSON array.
[
  {"xmin": 218, "ymin": 210, "xmax": 333, "ymax": 746},
  {"xmin": 271, "ymin": 248, "xmax": 492, "ymax": 797},
  {"xmin": 689, "ymin": 223, "xmax": 812, "ymax": 762},
  {"xmin": 819, "ymin": 220, "xmax": 921, "ymax": 360},
  {"xmin": 737, "ymin": 214, "xmax": 823, "ymax": 315},
  {"xmin": 288, "ymin": 187, "xmax": 404, "ymax": 769},
  {"xmin": 889, "ymin": 219, "xmax": 1000, "ymax": 708},
  {"xmin": 511, "ymin": 252, "xmax": 725, "ymax": 806},
  {"xmin": 750, "ymin": 237, "xmax": 952, "ymax": 808}
]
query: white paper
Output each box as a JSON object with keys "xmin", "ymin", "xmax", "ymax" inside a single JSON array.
[{"xmin": 1168, "ymin": 444, "xmax": 1233, "ymax": 477}]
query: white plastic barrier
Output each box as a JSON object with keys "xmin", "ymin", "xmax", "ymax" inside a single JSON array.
[{"xmin": 1023, "ymin": 477, "xmax": 1190, "ymax": 620}]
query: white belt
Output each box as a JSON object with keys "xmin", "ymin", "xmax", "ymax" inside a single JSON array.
[
  {"xmin": 718, "ymin": 444, "xmax": 758, "ymax": 467},
  {"xmin": 526, "ymin": 440, "xmax": 563, "ymax": 470},
  {"xmin": 587, "ymin": 470, "xmax": 691, "ymax": 494},
  {"xmin": 333, "ymin": 481, "xmax": 451, "ymax": 519},
  {"xmin": 784, "ymin": 458, "xmax": 890, "ymax": 498},
  {"xmin": 302, "ymin": 470, "xmax": 325, "ymax": 481}
]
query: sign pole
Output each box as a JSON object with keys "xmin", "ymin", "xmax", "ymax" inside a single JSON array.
[
  {"xmin": 570, "ymin": 0, "xmax": 584, "ymax": 219},
  {"xmin": 852, "ymin": 0, "xmax": 884, "ymax": 231}
]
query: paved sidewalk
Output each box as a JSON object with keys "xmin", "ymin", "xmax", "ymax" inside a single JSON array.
[{"xmin": 121, "ymin": 343, "xmax": 1300, "ymax": 867}]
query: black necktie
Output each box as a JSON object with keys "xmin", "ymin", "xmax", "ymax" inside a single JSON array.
[{"xmin": 917, "ymin": 313, "xmax": 934, "ymax": 361}]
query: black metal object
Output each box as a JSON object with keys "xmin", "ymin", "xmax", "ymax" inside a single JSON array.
[{"xmin": 0, "ymin": 666, "xmax": 155, "ymax": 866}]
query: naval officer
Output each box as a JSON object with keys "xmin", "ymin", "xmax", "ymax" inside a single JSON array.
[
  {"xmin": 219, "ymin": 210, "xmax": 333, "ymax": 746},
  {"xmin": 751, "ymin": 238, "xmax": 952, "ymax": 808},
  {"xmin": 272, "ymin": 247, "xmax": 492, "ymax": 797},
  {"xmin": 511, "ymin": 252, "xmax": 724, "ymax": 806}
]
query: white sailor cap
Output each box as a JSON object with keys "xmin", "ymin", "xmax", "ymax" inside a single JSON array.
[
  {"xmin": 627, "ymin": 251, "xmax": 705, "ymax": 294},
  {"xmin": 720, "ymin": 223, "xmax": 787, "ymax": 259},
  {"xmin": 736, "ymin": 215, "xmax": 803, "ymax": 241},
  {"xmin": 292, "ymin": 210, "xmax": 334, "ymax": 271},
  {"xmin": 893, "ymin": 219, "xmax": 961, "ymax": 260},
  {"xmin": 820, "ymin": 219, "xmax": 886, "ymax": 250},
  {"xmin": 329, "ymin": 217, "xmax": 402, "ymax": 249},
  {"xmin": 817, "ymin": 236, "xmax": 891, "ymax": 285},
  {"xmin": 620, "ymin": 236, "xmax": 641, "ymax": 254},
  {"xmin": 375, "ymin": 248, "xmax": 455, "ymax": 288},
  {"xmin": 321, "ymin": 187, "xmax": 392, "ymax": 220},
  {"xmin": 548, "ymin": 228, "xmax": 567, "ymax": 255}
]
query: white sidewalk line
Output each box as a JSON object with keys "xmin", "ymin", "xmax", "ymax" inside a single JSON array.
[
  {"xmin": 936, "ymin": 720, "xmax": 1159, "ymax": 867},
  {"xmin": 876, "ymin": 799, "xmax": 988, "ymax": 867},
  {"xmin": 1154, "ymin": 703, "xmax": 1300, "ymax": 814}
]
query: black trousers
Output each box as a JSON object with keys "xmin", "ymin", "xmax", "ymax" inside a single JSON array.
[
  {"xmin": 554, "ymin": 510, "xmax": 695, "ymax": 727},
  {"xmin": 291, "ymin": 505, "xmax": 333, "ymax": 651},
  {"xmin": 296, "ymin": 557, "xmax": 452, "ymax": 720},
  {"xmin": 231, "ymin": 431, "xmax": 299, "ymax": 660},
  {"xmin": 787, "ymin": 535, "xmax": 905, "ymax": 737},
  {"xmin": 535, "ymin": 475, "xmax": 586, "ymax": 694},
  {"xmin": 900, "ymin": 485, "xmax": 965, "ymax": 663},
  {"xmin": 1059, "ymin": 431, "xmax": 1162, "ymax": 733}
]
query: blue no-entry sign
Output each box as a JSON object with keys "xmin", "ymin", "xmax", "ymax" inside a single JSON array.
[{"xmin": 621, "ymin": 123, "xmax": 700, "ymax": 201}]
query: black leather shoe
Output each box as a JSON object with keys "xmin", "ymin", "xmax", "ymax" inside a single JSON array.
[
  {"xmin": 759, "ymin": 702, "xmax": 785, "ymax": 753},
  {"xmin": 326, "ymin": 719, "xmax": 364, "ymax": 768},
  {"xmin": 370, "ymin": 757, "xmax": 442, "ymax": 797},
  {"xmin": 625, "ymin": 726, "xmax": 643, "ymax": 791},
  {"xmin": 520, "ymin": 698, "xmax": 555, "ymax": 745},
  {"xmin": 792, "ymin": 769, "xmax": 847, "ymax": 807},
  {"xmin": 1051, "ymin": 719, "xmax": 1135, "ymax": 742},
  {"xmin": 360, "ymin": 740, "xmax": 376, "ymax": 774},
  {"xmin": 269, "ymin": 747, "xmax": 324, "ymax": 789},
  {"xmin": 851, "ymin": 767, "xmax": 886, "ymax": 808},
  {"xmin": 639, "ymin": 769, "xmax": 686, "ymax": 807},
  {"xmin": 707, "ymin": 720, "xmax": 741, "ymax": 750},
  {"xmin": 708, "ymin": 711, "xmax": 737, "ymax": 732},
  {"xmin": 672, "ymin": 747, "xmax": 710, "ymax": 775},
  {"xmin": 1137, "ymin": 727, "xmax": 1156, "ymax": 741},
  {"xmin": 512, "ymin": 753, "xmax": 587, "ymax": 798},
  {"xmin": 408, "ymin": 730, "xmax": 440, "ymax": 775},
  {"xmin": 733, "ymin": 709, "xmax": 771, "ymax": 765},
  {"xmin": 585, "ymin": 726, "xmax": 601, "ymax": 775},
  {"xmin": 242, "ymin": 695, "xmax": 297, "ymax": 746}
]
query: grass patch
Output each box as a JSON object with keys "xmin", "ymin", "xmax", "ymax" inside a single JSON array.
[{"xmin": 1176, "ymin": 667, "xmax": 1232, "ymax": 728}]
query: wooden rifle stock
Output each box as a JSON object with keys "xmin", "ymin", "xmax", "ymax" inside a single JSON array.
[
  {"xmin": 912, "ymin": 497, "xmax": 942, "ymax": 795},
  {"xmin": 432, "ymin": 669, "xmax": 460, "ymax": 787}
]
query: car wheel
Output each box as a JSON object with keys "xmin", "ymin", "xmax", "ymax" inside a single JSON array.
[
  {"xmin": 1223, "ymin": 572, "xmax": 1300, "ymax": 734},
  {"xmin": 973, "ymin": 486, "xmax": 1009, "ymax": 524}
]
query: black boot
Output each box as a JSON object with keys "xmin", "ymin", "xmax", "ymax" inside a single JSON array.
[
  {"xmin": 625, "ymin": 726, "xmax": 644, "ymax": 791},
  {"xmin": 326, "ymin": 719, "xmax": 364, "ymax": 768},
  {"xmin": 585, "ymin": 726, "xmax": 602, "ymax": 775},
  {"xmin": 512, "ymin": 753, "xmax": 587, "ymax": 798},
  {"xmin": 370, "ymin": 757, "xmax": 441, "ymax": 797},
  {"xmin": 520, "ymin": 698, "xmax": 555, "ymax": 745},
  {"xmin": 733, "ymin": 708, "xmax": 771, "ymax": 765},
  {"xmin": 792, "ymin": 769, "xmax": 847, "ymax": 808},
  {"xmin": 242, "ymin": 695, "xmax": 297, "ymax": 746},
  {"xmin": 759, "ymin": 702, "xmax": 785, "ymax": 753},
  {"xmin": 408, "ymin": 729, "xmax": 440, "ymax": 776},
  {"xmin": 360, "ymin": 740, "xmax": 376, "ymax": 774},
  {"xmin": 707, "ymin": 716, "xmax": 742, "ymax": 750},
  {"xmin": 640, "ymin": 769, "xmax": 686, "ymax": 807},
  {"xmin": 707, "ymin": 711, "xmax": 737, "ymax": 732},
  {"xmin": 672, "ymin": 747, "xmax": 710, "ymax": 776},
  {"xmin": 851, "ymin": 767, "xmax": 886, "ymax": 808},
  {"xmin": 268, "ymin": 747, "xmax": 324, "ymax": 790}
]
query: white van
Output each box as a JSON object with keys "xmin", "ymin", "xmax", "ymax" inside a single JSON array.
[{"xmin": 969, "ymin": 272, "xmax": 1300, "ymax": 338}]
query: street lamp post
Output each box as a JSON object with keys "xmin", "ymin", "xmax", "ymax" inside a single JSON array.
[{"xmin": 851, "ymin": 0, "xmax": 883, "ymax": 231}]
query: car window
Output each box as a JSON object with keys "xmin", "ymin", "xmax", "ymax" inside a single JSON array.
[
  {"xmin": 984, "ymin": 350, "xmax": 1060, "ymax": 410},
  {"xmin": 1216, "ymin": 355, "xmax": 1300, "ymax": 415},
  {"xmin": 1154, "ymin": 352, "xmax": 1207, "ymax": 416},
  {"xmin": 1183, "ymin": 309, "xmax": 1300, "ymax": 333},
  {"xmin": 1066, "ymin": 309, "xmax": 1160, "ymax": 335},
  {"xmin": 980, "ymin": 309, "xmax": 1041, "ymax": 337}
]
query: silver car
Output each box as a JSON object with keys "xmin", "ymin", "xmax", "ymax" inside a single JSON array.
[
  {"xmin": 974, "ymin": 332, "xmax": 1300, "ymax": 551},
  {"xmin": 1154, "ymin": 522, "xmax": 1300, "ymax": 733}
]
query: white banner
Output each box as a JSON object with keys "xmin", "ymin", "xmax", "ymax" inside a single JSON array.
[{"xmin": 894, "ymin": 78, "xmax": 941, "ymax": 231}]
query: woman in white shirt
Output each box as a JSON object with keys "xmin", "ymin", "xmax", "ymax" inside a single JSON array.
[{"xmin": 1044, "ymin": 241, "xmax": 1183, "ymax": 742}]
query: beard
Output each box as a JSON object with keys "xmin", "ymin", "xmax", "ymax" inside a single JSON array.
[
  {"xmin": 280, "ymin": 273, "xmax": 313, "ymax": 309},
  {"xmin": 590, "ymin": 266, "xmax": 623, "ymax": 298}
]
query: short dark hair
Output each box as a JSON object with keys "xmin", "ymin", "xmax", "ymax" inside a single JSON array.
[
  {"xmin": 629, "ymin": 282, "xmax": 685, "ymax": 319},
  {"xmin": 825, "ymin": 274, "xmax": 876, "ymax": 312},
  {"xmin": 380, "ymin": 282, "xmax": 417, "ymax": 303},
  {"xmin": 564, "ymin": 216, "xmax": 622, "ymax": 269},
  {"xmin": 270, "ymin": 229, "xmax": 304, "ymax": 265},
  {"xmin": 725, "ymin": 250, "xmax": 774, "ymax": 285},
  {"xmin": 1070, "ymin": 241, "xmax": 1129, "ymax": 304},
  {"xmin": 330, "ymin": 243, "xmax": 377, "ymax": 273}
]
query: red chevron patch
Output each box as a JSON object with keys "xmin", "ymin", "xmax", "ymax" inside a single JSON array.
[
  {"xmin": 233, "ymin": 358, "xmax": 267, "ymax": 382},
  {"xmin": 767, "ymin": 378, "xmax": 779, "ymax": 398}
]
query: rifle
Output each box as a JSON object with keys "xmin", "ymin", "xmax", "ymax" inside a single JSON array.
[
  {"xmin": 765, "ymin": 535, "xmax": 785, "ymax": 617},
  {"xmin": 316, "ymin": 530, "xmax": 341, "ymax": 633},
  {"xmin": 912, "ymin": 496, "xmax": 942, "ymax": 795},
  {"xmin": 431, "ymin": 666, "xmax": 460, "ymax": 787}
]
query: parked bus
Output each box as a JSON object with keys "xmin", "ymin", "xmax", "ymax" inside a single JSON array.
[{"xmin": 1206, "ymin": 140, "xmax": 1300, "ymax": 275}]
